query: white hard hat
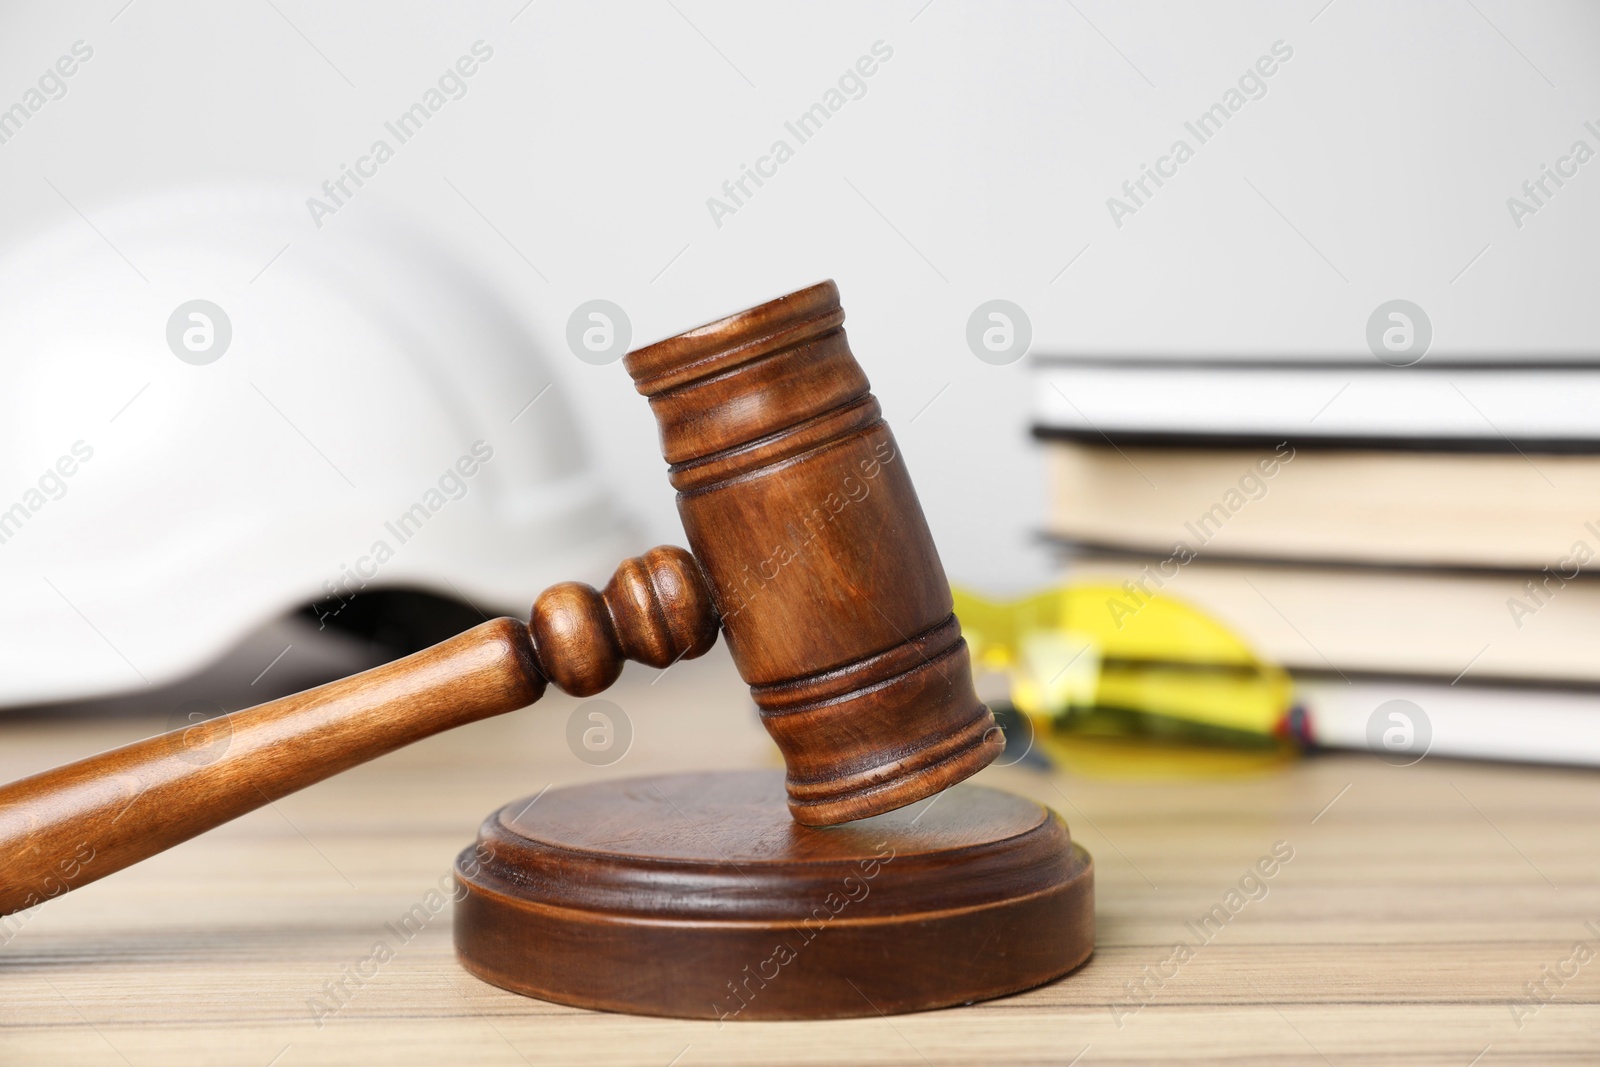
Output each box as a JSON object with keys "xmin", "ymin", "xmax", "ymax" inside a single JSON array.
[{"xmin": 0, "ymin": 185, "xmax": 635, "ymax": 707}]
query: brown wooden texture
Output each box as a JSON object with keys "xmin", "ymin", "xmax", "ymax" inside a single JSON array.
[
  {"xmin": 4, "ymin": 652, "xmax": 1596, "ymax": 1064},
  {"xmin": 453, "ymin": 770, "xmax": 1093, "ymax": 1019},
  {"xmin": 625, "ymin": 281, "xmax": 1001, "ymax": 825},
  {"xmin": 0, "ymin": 548, "xmax": 716, "ymax": 917}
]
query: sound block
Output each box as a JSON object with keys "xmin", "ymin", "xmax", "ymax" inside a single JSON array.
[{"xmin": 453, "ymin": 770, "xmax": 1093, "ymax": 1020}]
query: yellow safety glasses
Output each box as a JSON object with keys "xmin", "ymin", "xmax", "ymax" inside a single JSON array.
[{"xmin": 953, "ymin": 583, "xmax": 1304, "ymax": 778}]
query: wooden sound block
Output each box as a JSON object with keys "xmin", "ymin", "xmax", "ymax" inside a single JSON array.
[{"xmin": 453, "ymin": 770, "xmax": 1094, "ymax": 1020}]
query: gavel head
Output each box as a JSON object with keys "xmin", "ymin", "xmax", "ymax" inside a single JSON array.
[{"xmin": 624, "ymin": 280, "xmax": 1002, "ymax": 826}]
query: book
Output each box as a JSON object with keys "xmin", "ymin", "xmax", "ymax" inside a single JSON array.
[
  {"xmin": 1041, "ymin": 442, "xmax": 1600, "ymax": 572},
  {"xmin": 1062, "ymin": 553, "xmax": 1600, "ymax": 686},
  {"xmin": 1031, "ymin": 357, "xmax": 1600, "ymax": 768},
  {"xmin": 1033, "ymin": 356, "xmax": 1600, "ymax": 451},
  {"xmin": 1033, "ymin": 356, "xmax": 1600, "ymax": 677},
  {"xmin": 1298, "ymin": 678, "xmax": 1600, "ymax": 767}
]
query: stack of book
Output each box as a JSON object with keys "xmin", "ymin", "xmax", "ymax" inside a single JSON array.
[{"xmin": 1033, "ymin": 356, "xmax": 1600, "ymax": 765}]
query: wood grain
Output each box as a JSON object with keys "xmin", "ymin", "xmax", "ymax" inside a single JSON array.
[
  {"xmin": 453, "ymin": 771, "xmax": 1093, "ymax": 1018},
  {"xmin": 626, "ymin": 280, "xmax": 1001, "ymax": 824},
  {"xmin": 2, "ymin": 646, "xmax": 1597, "ymax": 1064}
]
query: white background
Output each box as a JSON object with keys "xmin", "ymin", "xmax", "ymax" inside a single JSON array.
[{"xmin": 2, "ymin": 0, "xmax": 1597, "ymax": 595}]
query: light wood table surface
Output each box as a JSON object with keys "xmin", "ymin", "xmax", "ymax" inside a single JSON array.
[{"xmin": 3, "ymin": 645, "xmax": 1598, "ymax": 1065}]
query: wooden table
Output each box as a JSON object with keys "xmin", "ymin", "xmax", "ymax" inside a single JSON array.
[{"xmin": 3, "ymin": 645, "xmax": 1597, "ymax": 1065}]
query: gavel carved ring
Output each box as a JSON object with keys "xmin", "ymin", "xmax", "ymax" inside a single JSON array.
[{"xmin": 0, "ymin": 281, "xmax": 1092, "ymax": 1019}]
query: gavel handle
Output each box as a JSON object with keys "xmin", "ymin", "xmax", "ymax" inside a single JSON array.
[
  {"xmin": 0, "ymin": 546, "xmax": 719, "ymax": 918},
  {"xmin": 0, "ymin": 618, "xmax": 542, "ymax": 917}
]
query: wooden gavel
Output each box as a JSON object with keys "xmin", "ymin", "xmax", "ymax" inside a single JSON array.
[{"xmin": 0, "ymin": 281, "xmax": 1001, "ymax": 917}]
